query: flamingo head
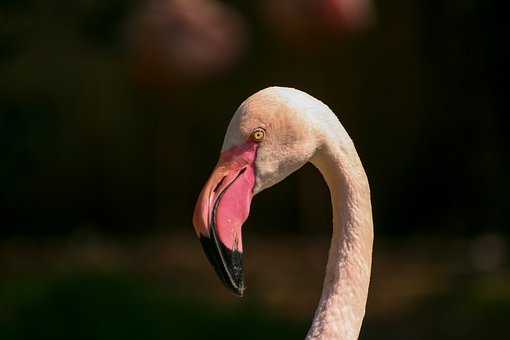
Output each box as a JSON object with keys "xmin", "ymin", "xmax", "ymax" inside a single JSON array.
[{"xmin": 193, "ymin": 87, "xmax": 325, "ymax": 296}]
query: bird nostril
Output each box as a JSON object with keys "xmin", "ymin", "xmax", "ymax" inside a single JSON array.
[
  {"xmin": 213, "ymin": 176, "xmax": 226, "ymax": 193},
  {"xmin": 213, "ymin": 168, "xmax": 247, "ymax": 194}
]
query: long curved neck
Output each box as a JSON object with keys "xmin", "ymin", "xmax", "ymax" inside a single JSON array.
[{"xmin": 307, "ymin": 128, "xmax": 374, "ymax": 340}]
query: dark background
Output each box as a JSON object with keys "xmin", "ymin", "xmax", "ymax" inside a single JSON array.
[{"xmin": 1, "ymin": 1, "xmax": 508, "ymax": 339}]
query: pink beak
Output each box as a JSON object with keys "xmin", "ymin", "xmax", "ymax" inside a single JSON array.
[{"xmin": 192, "ymin": 141, "xmax": 258, "ymax": 296}]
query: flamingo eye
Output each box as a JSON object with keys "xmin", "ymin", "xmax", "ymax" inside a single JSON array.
[{"xmin": 251, "ymin": 128, "xmax": 265, "ymax": 142}]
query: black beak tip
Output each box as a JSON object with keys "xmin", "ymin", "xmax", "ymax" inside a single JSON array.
[
  {"xmin": 199, "ymin": 235, "xmax": 245, "ymax": 297},
  {"xmin": 232, "ymin": 286, "xmax": 244, "ymax": 297}
]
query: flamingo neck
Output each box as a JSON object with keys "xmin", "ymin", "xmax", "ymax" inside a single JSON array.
[{"xmin": 307, "ymin": 132, "xmax": 374, "ymax": 340}]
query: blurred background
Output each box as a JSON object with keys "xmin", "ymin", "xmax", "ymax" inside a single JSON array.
[{"xmin": 1, "ymin": 0, "xmax": 508, "ymax": 339}]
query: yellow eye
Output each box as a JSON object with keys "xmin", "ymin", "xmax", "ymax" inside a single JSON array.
[{"xmin": 251, "ymin": 128, "xmax": 265, "ymax": 142}]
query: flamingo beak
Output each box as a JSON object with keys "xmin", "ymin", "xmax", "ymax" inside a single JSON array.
[{"xmin": 192, "ymin": 141, "xmax": 258, "ymax": 296}]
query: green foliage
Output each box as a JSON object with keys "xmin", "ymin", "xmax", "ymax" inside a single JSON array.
[
  {"xmin": 0, "ymin": 273, "xmax": 305, "ymax": 340},
  {"xmin": 1, "ymin": 271, "xmax": 509, "ymax": 340}
]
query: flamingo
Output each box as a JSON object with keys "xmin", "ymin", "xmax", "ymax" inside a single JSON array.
[{"xmin": 193, "ymin": 87, "xmax": 373, "ymax": 339}]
